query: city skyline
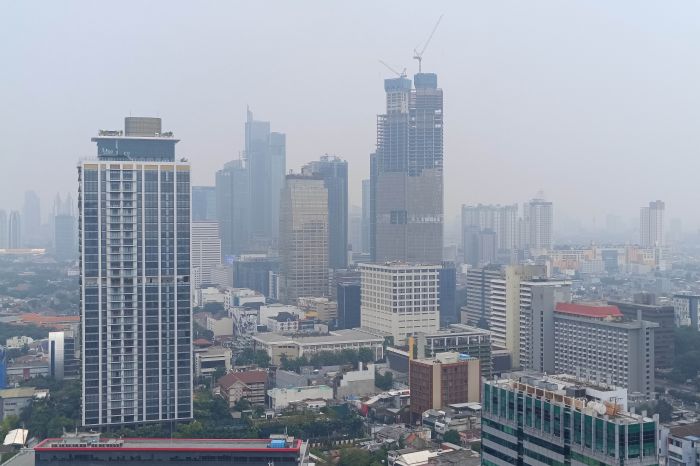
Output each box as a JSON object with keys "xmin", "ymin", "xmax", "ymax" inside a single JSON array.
[{"xmin": 2, "ymin": 1, "xmax": 698, "ymax": 231}]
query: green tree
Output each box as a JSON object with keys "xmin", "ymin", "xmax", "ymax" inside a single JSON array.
[
  {"xmin": 358, "ymin": 347, "xmax": 374, "ymax": 365},
  {"xmin": 338, "ymin": 448, "xmax": 371, "ymax": 466},
  {"xmin": 443, "ymin": 430, "xmax": 461, "ymax": 445},
  {"xmin": 375, "ymin": 370, "xmax": 393, "ymax": 390}
]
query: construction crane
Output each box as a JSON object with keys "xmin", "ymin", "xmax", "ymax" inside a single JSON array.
[
  {"xmin": 413, "ymin": 14, "xmax": 444, "ymax": 73},
  {"xmin": 378, "ymin": 60, "xmax": 407, "ymax": 78}
]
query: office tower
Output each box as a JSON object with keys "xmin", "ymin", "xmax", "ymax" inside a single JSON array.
[
  {"xmin": 54, "ymin": 214, "xmax": 77, "ymax": 261},
  {"xmin": 360, "ymin": 262, "xmax": 440, "ymax": 344},
  {"xmin": 461, "ymin": 203, "xmax": 519, "ymax": 257},
  {"xmin": 640, "ymin": 200, "xmax": 665, "ymax": 247},
  {"xmin": 461, "ymin": 264, "xmax": 503, "ymax": 328},
  {"xmin": 0, "ymin": 210, "xmax": 7, "ymax": 248},
  {"xmin": 370, "ymin": 72, "xmax": 443, "ymax": 263},
  {"xmin": 191, "ymin": 221, "xmax": 221, "ymax": 291},
  {"xmin": 554, "ymin": 303, "xmax": 657, "ymax": 398},
  {"xmin": 302, "ymin": 155, "xmax": 348, "ymax": 269},
  {"xmin": 22, "ymin": 190, "xmax": 41, "ymax": 247},
  {"xmin": 361, "ymin": 179, "xmax": 370, "ymax": 254},
  {"xmin": 217, "ymin": 167, "xmax": 245, "ymax": 249},
  {"xmin": 337, "ymin": 280, "xmax": 361, "ymax": 330},
  {"xmin": 79, "ymin": 117, "xmax": 191, "ymax": 427},
  {"xmin": 348, "ymin": 205, "xmax": 362, "ymax": 257},
  {"xmin": 246, "ymin": 108, "xmax": 285, "ymax": 248},
  {"xmin": 191, "ymin": 186, "xmax": 216, "ymax": 221},
  {"xmin": 409, "ymin": 352, "xmax": 480, "ymax": 422},
  {"xmin": 482, "ymin": 374, "xmax": 659, "ymax": 466},
  {"xmin": 232, "ymin": 255, "xmax": 279, "ymax": 298},
  {"xmin": 518, "ymin": 279, "xmax": 572, "ymax": 373},
  {"xmin": 278, "ymin": 174, "xmax": 328, "ymax": 304},
  {"xmin": 490, "ymin": 264, "xmax": 546, "ymax": 366},
  {"xmin": 438, "ymin": 261, "xmax": 457, "ymax": 325},
  {"xmin": 215, "ymin": 159, "xmax": 250, "ymax": 257},
  {"xmin": 522, "ymin": 198, "xmax": 553, "ymax": 251},
  {"xmin": 609, "ymin": 297, "xmax": 675, "ymax": 370},
  {"xmin": 49, "ymin": 330, "xmax": 78, "ymax": 380},
  {"xmin": 8, "ymin": 211, "xmax": 21, "ymax": 249},
  {"xmin": 673, "ymin": 293, "xmax": 700, "ymax": 330}
]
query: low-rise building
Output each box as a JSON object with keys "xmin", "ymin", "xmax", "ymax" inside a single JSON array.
[
  {"xmin": 217, "ymin": 370, "xmax": 268, "ymax": 407},
  {"xmin": 336, "ymin": 363, "xmax": 376, "ymax": 400},
  {"xmin": 34, "ymin": 434, "xmax": 308, "ymax": 466},
  {"xmin": 194, "ymin": 346, "xmax": 232, "ymax": 378},
  {"xmin": 206, "ymin": 315, "xmax": 233, "ymax": 338},
  {"xmin": 225, "ymin": 288, "xmax": 265, "ymax": 310},
  {"xmin": 5, "ymin": 336, "xmax": 34, "ymax": 349},
  {"xmin": 661, "ymin": 422, "xmax": 700, "ymax": 465},
  {"xmin": 0, "ymin": 387, "xmax": 43, "ymax": 420},
  {"xmin": 297, "ymin": 297, "xmax": 337, "ymax": 323},
  {"xmin": 409, "ymin": 352, "xmax": 481, "ymax": 422},
  {"xmin": 253, "ymin": 328, "xmax": 385, "ymax": 365},
  {"xmin": 7, "ymin": 354, "xmax": 48, "ymax": 384},
  {"xmin": 267, "ymin": 385, "xmax": 333, "ymax": 411}
]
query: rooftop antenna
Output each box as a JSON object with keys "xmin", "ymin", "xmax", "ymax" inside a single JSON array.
[
  {"xmin": 413, "ymin": 14, "xmax": 444, "ymax": 73},
  {"xmin": 379, "ymin": 60, "xmax": 407, "ymax": 78}
]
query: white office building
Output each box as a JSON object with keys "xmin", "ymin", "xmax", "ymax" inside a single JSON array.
[
  {"xmin": 191, "ymin": 221, "xmax": 221, "ymax": 290},
  {"xmin": 360, "ymin": 262, "xmax": 440, "ymax": 345}
]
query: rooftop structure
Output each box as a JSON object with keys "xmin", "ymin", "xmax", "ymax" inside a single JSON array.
[
  {"xmin": 482, "ymin": 372, "xmax": 658, "ymax": 465},
  {"xmin": 252, "ymin": 328, "xmax": 385, "ymax": 365},
  {"xmin": 34, "ymin": 435, "xmax": 307, "ymax": 466}
]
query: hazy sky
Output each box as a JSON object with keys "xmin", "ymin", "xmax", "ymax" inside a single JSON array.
[{"xmin": 2, "ymin": 1, "xmax": 699, "ymax": 233}]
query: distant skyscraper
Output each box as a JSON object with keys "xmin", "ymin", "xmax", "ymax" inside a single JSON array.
[
  {"xmin": 216, "ymin": 159, "xmax": 250, "ymax": 256},
  {"xmin": 360, "ymin": 262, "xmax": 441, "ymax": 345},
  {"xmin": 361, "ymin": 179, "xmax": 370, "ymax": 254},
  {"xmin": 80, "ymin": 117, "xmax": 191, "ymax": 427},
  {"xmin": 640, "ymin": 200, "xmax": 664, "ymax": 247},
  {"xmin": 246, "ymin": 108, "xmax": 285, "ymax": 248},
  {"xmin": 461, "ymin": 204, "xmax": 519, "ymax": 255},
  {"xmin": 302, "ymin": 156, "xmax": 348, "ymax": 269},
  {"xmin": 22, "ymin": 191, "xmax": 41, "ymax": 247},
  {"xmin": 192, "ymin": 186, "xmax": 217, "ymax": 221},
  {"xmin": 522, "ymin": 198, "xmax": 553, "ymax": 251},
  {"xmin": 371, "ymin": 72, "xmax": 443, "ymax": 263},
  {"xmin": 191, "ymin": 221, "xmax": 222, "ymax": 290},
  {"xmin": 8, "ymin": 211, "xmax": 21, "ymax": 249},
  {"xmin": 54, "ymin": 214, "xmax": 77, "ymax": 261},
  {"xmin": 278, "ymin": 174, "xmax": 329, "ymax": 304},
  {"xmin": 0, "ymin": 210, "xmax": 7, "ymax": 248}
]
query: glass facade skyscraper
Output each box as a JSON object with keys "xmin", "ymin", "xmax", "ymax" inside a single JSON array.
[
  {"xmin": 79, "ymin": 117, "xmax": 191, "ymax": 427},
  {"xmin": 246, "ymin": 108, "xmax": 285, "ymax": 248},
  {"xmin": 215, "ymin": 159, "xmax": 250, "ymax": 257},
  {"xmin": 302, "ymin": 156, "xmax": 348, "ymax": 269},
  {"xmin": 370, "ymin": 73, "xmax": 443, "ymax": 263}
]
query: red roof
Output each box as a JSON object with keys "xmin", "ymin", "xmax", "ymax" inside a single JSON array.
[
  {"xmin": 218, "ymin": 370, "xmax": 268, "ymax": 389},
  {"xmin": 193, "ymin": 338, "xmax": 212, "ymax": 347},
  {"xmin": 555, "ymin": 302, "xmax": 622, "ymax": 318}
]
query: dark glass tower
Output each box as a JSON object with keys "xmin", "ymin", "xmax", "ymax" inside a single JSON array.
[
  {"xmin": 371, "ymin": 73, "xmax": 443, "ymax": 263},
  {"xmin": 302, "ymin": 156, "xmax": 348, "ymax": 269},
  {"xmin": 79, "ymin": 117, "xmax": 191, "ymax": 427}
]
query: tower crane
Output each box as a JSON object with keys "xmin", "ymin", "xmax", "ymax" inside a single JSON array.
[
  {"xmin": 413, "ymin": 14, "xmax": 443, "ymax": 73},
  {"xmin": 378, "ymin": 60, "xmax": 407, "ymax": 78}
]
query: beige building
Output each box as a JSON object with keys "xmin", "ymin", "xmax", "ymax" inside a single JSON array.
[
  {"xmin": 489, "ymin": 264, "xmax": 546, "ymax": 366},
  {"xmin": 217, "ymin": 370, "xmax": 268, "ymax": 407},
  {"xmin": 360, "ymin": 262, "xmax": 440, "ymax": 345},
  {"xmin": 297, "ymin": 297, "xmax": 337, "ymax": 323},
  {"xmin": 278, "ymin": 175, "xmax": 329, "ymax": 304},
  {"xmin": 252, "ymin": 328, "xmax": 384, "ymax": 365}
]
